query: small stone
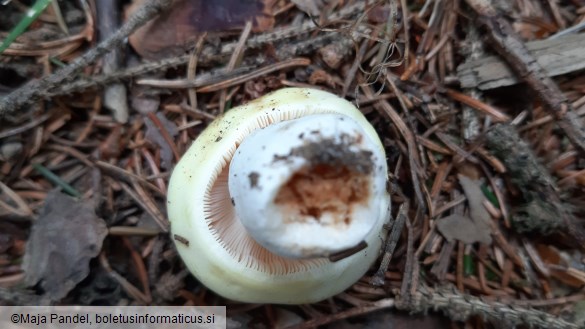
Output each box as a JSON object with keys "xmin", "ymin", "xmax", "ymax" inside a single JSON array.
[{"xmin": 0, "ymin": 141, "xmax": 23, "ymax": 161}]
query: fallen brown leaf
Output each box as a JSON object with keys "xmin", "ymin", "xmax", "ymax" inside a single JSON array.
[
  {"xmin": 457, "ymin": 174, "xmax": 493, "ymax": 244},
  {"xmin": 436, "ymin": 214, "xmax": 492, "ymax": 244},
  {"xmin": 22, "ymin": 191, "xmax": 107, "ymax": 302},
  {"xmin": 127, "ymin": 0, "xmax": 275, "ymax": 60}
]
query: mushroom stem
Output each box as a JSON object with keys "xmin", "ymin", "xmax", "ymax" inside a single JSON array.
[{"xmin": 229, "ymin": 113, "xmax": 388, "ymax": 259}]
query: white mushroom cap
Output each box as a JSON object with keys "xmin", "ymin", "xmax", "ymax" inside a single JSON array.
[
  {"xmin": 167, "ymin": 88, "xmax": 391, "ymax": 304},
  {"xmin": 229, "ymin": 113, "xmax": 388, "ymax": 258}
]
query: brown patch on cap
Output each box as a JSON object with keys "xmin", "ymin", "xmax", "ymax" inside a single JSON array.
[
  {"xmin": 274, "ymin": 164, "xmax": 371, "ymax": 225},
  {"xmin": 273, "ymin": 135, "xmax": 375, "ymax": 225}
]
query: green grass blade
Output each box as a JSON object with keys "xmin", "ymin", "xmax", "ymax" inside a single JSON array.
[
  {"xmin": 0, "ymin": 0, "xmax": 53, "ymax": 55},
  {"xmin": 33, "ymin": 163, "xmax": 81, "ymax": 198}
]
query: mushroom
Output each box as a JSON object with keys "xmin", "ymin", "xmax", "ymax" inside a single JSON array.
[{"xmin": 168, "ymin": 88, "xmax": 391, "ymax": 304}]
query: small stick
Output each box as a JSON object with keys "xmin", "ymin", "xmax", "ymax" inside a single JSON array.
[
  {"xmin": 146, "ymin": 112, "xmax": 180, "ymax": 162},
  {"xmin": 0, "ymin": 0, "xmax": 174, "ymax": 118},
  {"xmin": 219, "ymin": 21, "xmax": 252, "ymax": 114},
  {"xmin": 399, "ymin": 207, "xmax": 416, "ymax": 302},
  {"xmin": 370, "ymin": 201, "xmax": 408, "ymax": 286},
  {"xmin": 121, "ymin": 237, "xmax": 152, "ymax": 301},
  {"xmin": 187, "ymin": 34, "xmax": 207, "ymax": 112},
  {"xmin": 196, "ymin": 58, "xmax": 311, "ymax": 93},
  {"xmin": 289, "ymin": 298, "xmax": 395, "ymax": 329},
  {"xmin": 99, "ymin": 252, "xmax": 150, "ymax": 303},
  {"xmin": 96, "ymin": 0, "xmax": 129, "ymax": 123},
  {"xmin": 406, "ymin": 286, "xmax": 580, "ymax": 329}
]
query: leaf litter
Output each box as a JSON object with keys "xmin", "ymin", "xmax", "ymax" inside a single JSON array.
[
  {"xmin": 22, "ymin": 191, "xmax": 107, "ymax": 303},
  {"xmin": 436, "ymin": 175, "xmax": 493, "ymax": 245},
  {"xmin": 1, "ymin": 0, "xmax": 585, "ymax": 327}
]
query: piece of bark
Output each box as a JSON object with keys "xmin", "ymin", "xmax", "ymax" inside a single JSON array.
[{"xmin": 457, "ymin": 33, "xmax": 585, "ymax": 90}]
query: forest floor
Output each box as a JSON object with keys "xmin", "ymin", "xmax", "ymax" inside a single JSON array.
[{"xmin": 1, "ymin": 0, "xmax": 584, "ymax": 328}]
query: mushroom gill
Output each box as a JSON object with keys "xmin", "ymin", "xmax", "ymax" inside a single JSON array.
[{"xmin": 203, "ymin": 164, "xmax": 328, "ymax": 275}]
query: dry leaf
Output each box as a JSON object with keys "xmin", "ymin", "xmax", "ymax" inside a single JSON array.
[
  {"xmin": 436, "ymin": 214, "xmax": 492, "ymax": 244},
  {"xmin": 127, "ymin": 0, "xmax": 275, "ymax": 60},
  {"xmin": 457, "ymin": 174, "xmax": 493, "ymax": 244},
  {"xmin": 22, "ymin": 191, "xmax": 107, "ymax": 302},
  {"xmin": 436, "ymin": 175, "xmax": 494, "ymax": 244}
]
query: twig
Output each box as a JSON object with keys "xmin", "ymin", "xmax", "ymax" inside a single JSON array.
[
  {"xmin": 187, "ymin": 35, "xmax": 207, "ymax": 112},
  {"xmin": 464, "ymin": 0, "xmax": 585, "ymax": 154},
  {"xmin": 399, "ymin": 208, "xmax": 416, "ymax": 302},
  {"xmin": 456, "ymin": 242, "xmax": 464, "ymax": 291},
  {"xmin": 119, "ymin": 182, "xmax": 168, "ymax": 232},
  {"xmin": 0, "ymin": 113, "xmax": 51, "ymax": 139},
  {"xmin": 219, "ymin": 21, "xmax": 252, "ymax": 113},
  {"xmin": 0, "ymin": 0, "xmax": 174, "ymax": 118},
  {"xmin": 363, "ymin": 84, "xmax": 427, "ymax": 211},
  {"xmin": 402, "ymin": 286, "xmax": 579, "ymax": 329},
  {"xmin": 431, "ymin": 240, "xmax": 456, "ymax": 281},
  {"xmin": 121, "ymin": 237, "xmax": 152, "ymax": 302},
  {"xmin": 50, "ymin": 0, "xmax": 69, "ymax": 35},
  {"xmin": 371, "ymin": 201, "xmax": 408, "ymax": 286},
  {"xmin": 99, "ymin": 252, "xmax": 150, "ymax": 304},
  {"xmin": 146, "ymin": 112, "xmax": 180, "ymax": 162},
  {"xmin": 94, "ymin": 160, "xmax": 165, "ymax": 198},
  {"xmin": 342, "ymin": 39, "xmax": 368, "ymax": 97},
  {"xmin": 0, "ymin": 181, "xmax": 32, "ymax": 217},
  {"xmin": 549, "ymin": 20, "xmax": 585, "ymax": 39},
  {"xmin": 96, "ymin": 0, "xmax": 129, "ymax": 123},
  {"xmin": 196, "ymin": 58, "xmax": 311, "ymax": 93},
  {"xmin": 108, "ymin": 226, "xmax": 161, "ymax": 236},
  {"xmin": 445, "ymin": 89, "xmax": 510, "ymax": 122},
  {"xmin": 46, "ymin": 30, "xmax": 354, "ymax": 98},
  {"xmin": 400, "ymin": 0, "xmax": 410, "ymax": 68},
  {"xmin": 0, "ymin": 0, "xmax": 367, "ymax": 115},
  {"xmin": 286, "ymin": 298, "xmax": 395, "ymax": 329}
]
